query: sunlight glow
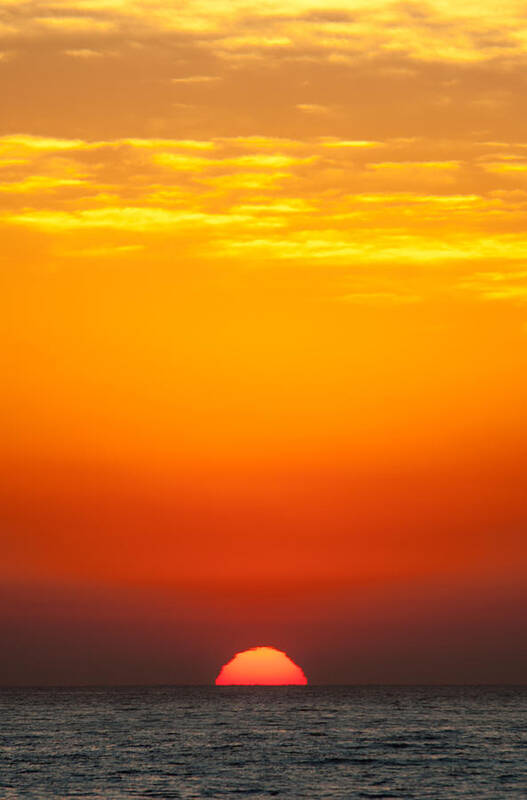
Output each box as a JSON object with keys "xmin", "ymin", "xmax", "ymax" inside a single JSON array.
[{"xmin": 215, "ymin": 647, "xmax": 308, "ymax": 685}]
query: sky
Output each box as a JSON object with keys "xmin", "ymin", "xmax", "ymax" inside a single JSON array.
[{"xmin": 1, "ymin": 0, "xmax": 527, "ymax": 685}]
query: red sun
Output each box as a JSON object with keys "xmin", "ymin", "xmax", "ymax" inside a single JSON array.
[{"xmin": 215, "ymin": 646, "xmax": 308, "ymax": 685}]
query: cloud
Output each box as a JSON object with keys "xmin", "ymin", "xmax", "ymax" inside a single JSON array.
[
  {"xmin": 214, "ymin": 34, "xmax": 292, "ymax": 51},
  {"xmin": 34, "ymin": 16, "xmax": 115, "ymax": 33},
  {"xmin": 223, "ymin": 136, "xmax": 301, "ymax": 149},
  {"xmin": 200, "ymin": 171, "xmax": 292, "ymax": 189},
  {"xmin": 229, "ymin": 154, "xmax": 313, "ymax": 168},
  {"xmin": 339, "ymin": 292, "xmax": 422, "ymax": 305},
  {"xmin": 1, "ymin": 132, "xmax": 527, "ymax": 280},
  {"xmin": 218, "ymin": 231, "xmax": 527, "ymax": 264},
  {"xmin": 350, "ymin": 193, "xmax": 482, "ymax": 208},
  {"xmin": 367, "ymin": 161, "xmax": 461, "ymax": 172},
  {"xmin": 458, "ymin": 270, "xmax": 527, "ymax": 302},
  {"xmin": 153, "ymin": 153, "xmax": 215, "ymax": 171},
  {"xmin": 171, "ymin": 75, "xmax": 221, "ymax": 84},
  {"xmin": 64, "ymin": 244, "xmax": 145, "ymax": 257},
  {"xmin": 482, "ymin": 161, "xmax": 527, "ymax": 175},
  {"xmin": 0, "ymin": 135, "xmax": 86, "ymax": 152},
  {"xmin": 153, "ymin": 151, "xmax": 312, "ymax": 172},
  {"xmin": 2, "ymin": 0, "xmax": 527, "ymax": 66},
  {"xmin": 232, "ymin": 199, "xmax": 312, "ymax": 214},
  {"xmin": 321, "ymin": 139, "xmax": 383, "ymax": 149},
  {"xmin": 64, "ymin": 48, "xmax": 106, "ymax": 58},
  {"xmin": 4, "ymin": 207, "xmax": 254, "ymax": 231},
  {"xmin": 0, "ymin": 175, "xmax": 85, "ymax": 193},
  {"xmin": 123, "ymin": 138, "xmax": 215, "ymax": 150},
  {"xmin": 0, "ymin": 158, "xmax": 28, "ymax": 167},
  {"xmin": 296, "ymin": 104, "xmax": 332, "ymax": 114}
]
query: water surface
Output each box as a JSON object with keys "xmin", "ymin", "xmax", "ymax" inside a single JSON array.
[{"xmin": 1, "ymin": 686, "xmax": 526, "ymax": 798}]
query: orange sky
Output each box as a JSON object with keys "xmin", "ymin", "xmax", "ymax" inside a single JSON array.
[{"xmin": 1, "ymin": 0, "xmax": 527, "ymax": 684}]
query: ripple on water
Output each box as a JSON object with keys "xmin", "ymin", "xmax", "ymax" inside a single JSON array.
[{"xmin": 0, "ymin": 686, "xmax": 526, "ymax": 799}]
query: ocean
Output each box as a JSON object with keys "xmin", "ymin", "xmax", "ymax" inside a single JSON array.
[{"xmin": 0, "ymin": 686, "xmax": 525, "ymax": 798}]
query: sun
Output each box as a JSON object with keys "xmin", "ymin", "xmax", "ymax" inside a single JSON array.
[{"xmin": 215, "ymin": 646, "xmax": 308, "ymax": 685}]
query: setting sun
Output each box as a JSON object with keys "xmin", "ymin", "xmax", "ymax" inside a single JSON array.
[{"xmin": 215, "ymin": 647, "xmax": 308, "ymax": 686}]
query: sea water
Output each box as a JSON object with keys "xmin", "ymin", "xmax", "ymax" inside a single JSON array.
[{"xmin": 0, "ymin": 686, "xmax": 525, "ymax": 798}]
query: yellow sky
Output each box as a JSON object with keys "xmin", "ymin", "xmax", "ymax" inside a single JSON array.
[{"xmin": 2, "ymin": 0, "xmax": 527, "ymax": 472}]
